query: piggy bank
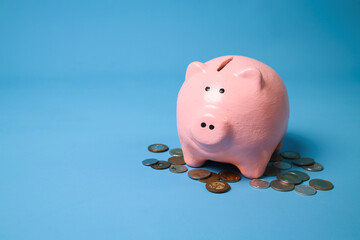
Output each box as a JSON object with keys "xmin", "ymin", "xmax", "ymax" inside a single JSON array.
[{"xmin": 176, "ymin": 55, "xmax": 289, "ymax": 179}]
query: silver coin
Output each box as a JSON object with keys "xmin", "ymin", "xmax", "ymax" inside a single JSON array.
[
  {"xmin": 273, "ymin": 161, "xmax": 292, "ymax": 170},
  {"xmin": 142, "ymin": 158, "xmax": 158, "ymax": 166},
  {"xmin": 169, "ymin": 165, "xmax": 188, "ymax": 173},
  {"xmin": 169, "ymin": 148, "xmax": 183, "ymax": 157},
  {"xmin": 293, "ymin": 157, "xmax": 315, "ymax": 166},
  {"xmin": 280, "ymin": 151, "xmax": 300, "ymax": 159},
  {"xmin": 277, "ymin": 172, "xmax": 302, "ymax": 184},
  {"xmin": 288, "ymin": 171, "xmax": 310, "ymax": 181},
  {"xmin": 249, "ymin": 179, "xmax": 270, "ymax": 189},
  {"xmin": 295, "ymin": 185, "xmax": 317, "ymax": 196},
  {"xmin": 270, "ymin": 180, "xmax": 294, "ymax": 192},
  {"xmin": 302, "ymin": 162, "xmax": 324, "ymax": 172}
]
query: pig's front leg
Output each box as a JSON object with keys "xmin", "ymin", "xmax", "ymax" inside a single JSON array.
[{"xmin": 182, "ymin": 145, "xmax": 206, "ymax": 167}]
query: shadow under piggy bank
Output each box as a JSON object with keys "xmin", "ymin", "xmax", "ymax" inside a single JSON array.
[{"xmin": 198, "ymin": 131, "xmax": 318, "ymax": 176}]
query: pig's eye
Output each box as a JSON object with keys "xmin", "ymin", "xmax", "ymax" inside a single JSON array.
[
  {"xmin": 219, "ymin": 88, "xmax": 225, "ymax": 94},
  {"xmin": 205, "ymin": 86, "xmax": 210, "ymax": 91}
]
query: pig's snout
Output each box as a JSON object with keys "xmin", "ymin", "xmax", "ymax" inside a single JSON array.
[{"xmin": 191, "ymin": 113, "xmax": 229, "ymax": 147}]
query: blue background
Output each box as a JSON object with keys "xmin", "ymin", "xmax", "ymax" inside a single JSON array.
[{"xmin": 1, "ymin": 0, "xmax": 359, "ymax": 239}]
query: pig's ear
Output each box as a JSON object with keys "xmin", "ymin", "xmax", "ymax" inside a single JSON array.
[
  {"xmin": 186, "ymin": 61, "xmax": 206, "ymax": 80},
  {"xmin": 233, "ymin": 67, "xmax": 264, "ymax": 89}
]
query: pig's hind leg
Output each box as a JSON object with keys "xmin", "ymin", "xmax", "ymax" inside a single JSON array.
[
  {"xmin": 274, "ymin": 136, "xmax": 284, "ymax": 152},
  {"xmin": 234, "ymin": 152, "xmax": 270, "ymax": 179}
]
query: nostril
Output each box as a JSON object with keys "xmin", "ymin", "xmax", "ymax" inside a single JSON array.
[
  {"xmin": 209, "ymin": 125, "xmax": 215, "ymax": 130},
  {"xmin": 201, "ymin": 122, "xmax": 206, "ymax": 128}
]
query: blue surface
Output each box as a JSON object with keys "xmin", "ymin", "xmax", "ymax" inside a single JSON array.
[{"xmin": 1, "ymin": 0, "xmax": 360, "ymax": 239}]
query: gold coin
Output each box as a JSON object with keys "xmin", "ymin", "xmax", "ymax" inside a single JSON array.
[
  {"xmin": 309, "ymin": 179, "xmax": 334, "ymax": 191},
  {"xmin": 270, "ymin": 180, "xmax": 295, "ymax": 192},
  {"xmin": 277, "ymin": 172, "xmax": 302, "ymax": 184},
  {"xmin": 206, "ymin": 181, "xmax": 230, "ymax": 193}
]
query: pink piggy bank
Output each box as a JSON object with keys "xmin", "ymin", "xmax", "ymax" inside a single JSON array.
[{"xmin": 176, "ymin": 55, "xmax": 289, "ymax": 179}]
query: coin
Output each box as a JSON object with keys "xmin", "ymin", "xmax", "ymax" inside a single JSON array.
[
  {"xmin": 263, "ymin": 165, "xmax": 280, "ymax": 176},
  {"xmin": 219, "ymin": 171, "xmax": 241, "ymax": 182},
  {"xmin": 249, "ymin": 179, "xmax": 270, "ymax": 189},
  {"xmin": 168, "ymin": 156, "xmax": 185, "ymax": 165},
  {"xmin": 142, "ymin": 158, "xmax": 158, "ymax": 166},
  {"xmin": 273, "ymin": 161, "xmax": 292, "ymax": 170},
  {"xmin": 293, "ymin": 157, "xmax": 315, "ymax": 166},
  {"xmin": 270, "ymin": 180, "xmax": 295, "ymax": 192},
  {"xmin": 148, "ymin": 144, "xmax": 169, "ymax": 153},
  {"xmin": 199, "ymin": 172, "xmax": 220, "ymax": 183},
  {"xmin": 277, "ymin": 172, "xmax": 302, "ymax": 184},
  {"xmin": 302, "ymin": 163, "xmax": 324, "ymax": 172},
  {"xmin": 169, "ymin": 165, "xmax": 188, "ymax": 173},
  {"xmin": 295, "ymin": 185, "xmax": 317, "ymax": 196},
  {"xmin": 270, "ymin": 153, "xmax": 282, "ymax": 162},
  {"xmin": 151, "ymin": 161, "xmax": 171, "ymax": 170},
  {"xmin": 188, "ymin": 169, "xmax": 211, "ymax": 180},
  {"xmin": 288, "ymin": 170, "xmax": 310, "ymax": 181},
  {"xmin": 206, "ymin": 181, "xmax": 230, "ymax": 193},
  {"xmin": 309, "ymin": 179, "xmax": 334, "ymax": 191},
  {"xmin": 281, "ymin": 151, "xmax": 300, "ymax": 159},
  {"xmin": 169, "ymin": 148, "xmax": 183, "ymax": 157}
]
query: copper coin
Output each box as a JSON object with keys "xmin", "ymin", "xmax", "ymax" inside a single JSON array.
[
  {"xmin": 168, "ymin": 156, "xmax": 185, "ymax": 165},
  {"xmin": 249, "ymin": 179, "xmax": 270, "ymax": 189},
  {"xmin": 273, "ymin": 161, "xmax": 292, "ymax": 170},
  {"xmin": 288, "ymin": 171, "xmax": 310, "ymax": 181},
  {"xmin": 219, "ymin": 171, "xmax": 241, "ymax": 182},
  {"xmin": 302, "ymin": 162, "xmax": 324, "ymax": 172},
  {"xmin": 281, "ymin": 151, "xmax": 300, "ymax": 159},
  {"xmin": 169, "ymin": 165, "xmax": 188, "ymax": 173},
  {"xmin": 293, "ymin": 157, "xmax": 315, "ymax": 166},
  {"xmin": 151, "ymin": 160, "xmax": 171, "ymax": 170},
  {"xmin": 199, "ymin": 172, "xmax": 220, "ymax": 183},
  {"xmin": 206, "ymin": 181, "xmax": 230, "ymax": 193},
  {"xmin": 270, "ymin": 153, "xmax": 283, "ymax": 162},
  {"xmin": 188, "ymin": 169, "xmax": 211, "ymax": 180},
  {"xmin": 277, "ymin": 172, "xmax": 302, "ymax": 184},
  {"xmin": 270, "ymin": 180, "xmax": 295, "ymax": 192},
  {"xmin": 263, "ymin": 165, "xmax": 280, "ymax": 176},
  {"xmin": 148, "ymin": 144, "xmax": 169, "ymax": 153},
  {"xmin": 309, "ymin": 179, "xmax": 334, "ymax": 191}
]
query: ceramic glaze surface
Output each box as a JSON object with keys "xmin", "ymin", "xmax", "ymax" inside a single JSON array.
[{"xmin": 177, "ymin": 55, "xmax": 289, "ymax": 178}]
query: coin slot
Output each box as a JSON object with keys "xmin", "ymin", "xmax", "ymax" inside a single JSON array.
[{"xmin": 217, "ymin": 57, "xmax": 233, "ymax": 72}]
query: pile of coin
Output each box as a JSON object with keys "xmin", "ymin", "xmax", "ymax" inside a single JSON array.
[
  {"xmin": 143, "ymin": 144, "xmax": 188, "ymax": 173},
  {"xmin": 143, "ymin": 145, "xmax": 334, "ymax": 196},
  {"xmin": 188, "ymin": 168, "xmax": 241, "ymax": 193},
  {"xmin": 257, "ymin": 151, "xmax": 333, "ymax": 196}
]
